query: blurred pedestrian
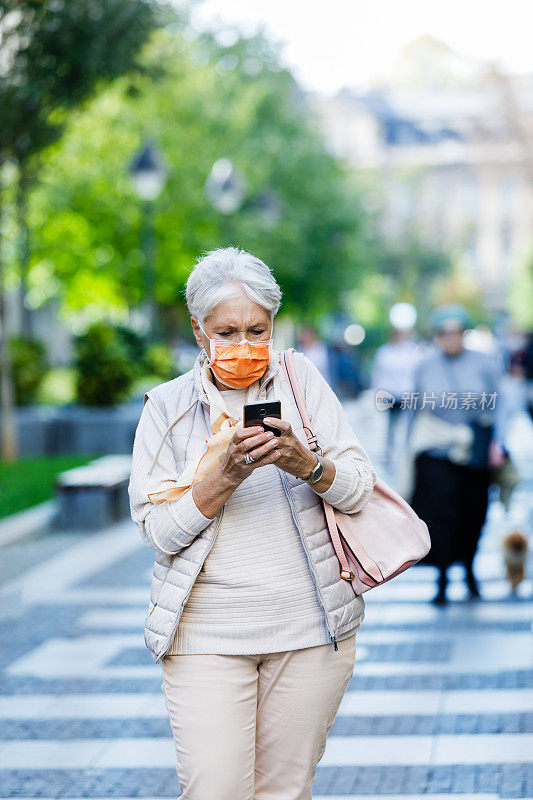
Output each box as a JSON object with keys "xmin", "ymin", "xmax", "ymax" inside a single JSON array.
[
  {"xmin": 524, "ymin": 331, "xmax": 533, "ymax": 422},
  {"xmin": 299, "ymin": 326, "xmax": 362, "ymax": 397},
  {"xmin": 371, "ymin": 327, "xmax": 424, "ymax": 462},
  {"xmin": 406, "ymin": 304, "xmax": 506, "ymax": 605},
  {"xmin": 328, "ymin": 338, "xmax": 363, "ymax": 398},
  {"xmin": 299, "ymin": 325, "xmax": 333, "ymax": 386},
  {"xmin": 495, "ymin": 348, "xmax": 529, "ymax": 435}
]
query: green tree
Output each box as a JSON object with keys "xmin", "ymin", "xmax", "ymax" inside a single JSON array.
[
  {"xmin": 26, "ymin": 25, "xmax": 372, "ymax": 339},
  {"xmin": 0, "ymin": 0, "xmax": 158, "ymax": 458},
  {"xmin": 9, "ymin": 333, "xmax": 48, "ymax": 405},
  {"xmin": 73, "ymin": 321, "xmax": 135, "ymax": 406}
]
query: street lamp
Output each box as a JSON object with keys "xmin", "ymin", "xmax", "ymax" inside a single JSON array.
[
  {"xmin": 204, "ymin": 158, "xmax": 246, "ymax": 214},
  {"xmin": 129, "ymin": 141, "xmax": 167, "ymax": 341},
  {"xmin": 129, "ymin": 141, "xmax": 167, "ymax": 200}
]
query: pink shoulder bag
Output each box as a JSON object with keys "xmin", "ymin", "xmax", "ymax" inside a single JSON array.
[{"xmin": 280, "ymin": 348, "xmax": 431, "ymax": 595}]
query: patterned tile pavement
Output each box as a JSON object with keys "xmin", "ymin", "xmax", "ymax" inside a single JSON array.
[{"xmin": 0, "ymin": 393, "xmax": 531, "ymax": 798}]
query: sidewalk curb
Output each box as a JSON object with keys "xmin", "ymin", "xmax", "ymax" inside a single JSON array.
[{"xmin": 0, "ymin": 499, "xmax": 56, "ymax": 548}]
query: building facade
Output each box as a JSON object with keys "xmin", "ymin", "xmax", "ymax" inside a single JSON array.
[{"xmin": 308, "ymin": 39, "xmax": 533, "ymax": 311}]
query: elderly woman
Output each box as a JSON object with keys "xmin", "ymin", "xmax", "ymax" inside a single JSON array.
[
  {"xmin": 128, "ymin": 246, "xmax": 377, "ymax": 800},
  {"xmin": 407, "ymin": 304, "xmax": 505, "ymax": 605}
]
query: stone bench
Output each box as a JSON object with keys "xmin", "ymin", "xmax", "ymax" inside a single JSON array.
[{"xmin": 55, "ymin": 455, "xmax": 132, "ymax": 531}]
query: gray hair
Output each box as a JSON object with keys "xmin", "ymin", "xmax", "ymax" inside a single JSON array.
[{"xmin": 184, "ymin": 246, "xmax": 282, "ymax": 326}]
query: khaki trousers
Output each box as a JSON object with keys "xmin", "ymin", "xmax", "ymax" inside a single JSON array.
[{"xmin": 160, "ymin": 633, "xmax": 356, "ymax": 800}]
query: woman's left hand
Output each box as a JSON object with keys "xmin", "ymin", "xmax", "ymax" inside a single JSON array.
[{"xmin": 262, "ymin": 417, "xmax": 316, "ymax": 479}]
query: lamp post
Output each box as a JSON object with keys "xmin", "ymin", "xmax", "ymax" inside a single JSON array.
[
  {"xmin": 205, "ymin": 158, "xmax": 246, "ymax": 214},
  {"xmin": 129, "ymin": 141, "xmax": 167, "ymax": 342},
  {"xmin": 204, "ymin": 158, "xmax": 246, "ymax": 248}
]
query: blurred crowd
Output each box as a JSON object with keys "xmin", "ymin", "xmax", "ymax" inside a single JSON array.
[{"xmin": 300, "ymin": 305, "xmax": 532, "ymax": 606}]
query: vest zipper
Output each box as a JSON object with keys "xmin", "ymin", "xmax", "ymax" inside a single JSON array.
[
  {"xmin": 152, "ymin": 362, "xmax": 339, "ymax": 659},
  {"xmin": 155, "ymin": 506, "xmax": 225, "ymax": 663},
  {"xmin": 278, "ymin": 469, "xmax": 338, "ymax": 653},
  {"xmin": 148, "ymin": 562, "xmax": 173, "ymax": 616},
  {"xmin": 153, "ymin": 368, "xmax": 274, "ymax": 662}
]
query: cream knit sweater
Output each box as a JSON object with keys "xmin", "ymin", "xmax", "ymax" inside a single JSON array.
[{"xmin": 167, "ymin": 381, "xmax": 358, "ymax": 655}]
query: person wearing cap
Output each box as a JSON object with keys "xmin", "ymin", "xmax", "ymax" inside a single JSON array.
[{"xmin": 406, "ymin": 304, "xmax": 505, "ymax": 605}]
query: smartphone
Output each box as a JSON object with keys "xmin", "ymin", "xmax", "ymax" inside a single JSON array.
[{"xmin": 243, "ymin": 400, "xmax": 282, "ymax": 435}]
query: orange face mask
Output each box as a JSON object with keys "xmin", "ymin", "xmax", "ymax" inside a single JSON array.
[{"xmin": 199, "ymin": 323, "xmax": 273, "ymax": 388}]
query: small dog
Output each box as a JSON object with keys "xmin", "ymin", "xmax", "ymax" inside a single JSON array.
[{"xmin": 502, "ymin": 531, "xmax": 529, "ymax": 591}]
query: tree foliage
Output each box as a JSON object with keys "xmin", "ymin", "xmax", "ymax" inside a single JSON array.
[
  {"xmin": 73, "ymin": 321, "xmax": 135, "ymax": 406},
  {"xmin": 9, "ymin": 333, "xmax": 48, "ymax": 405},
  {"xmin": 0, "ymin": 0, "xmax": 156, "ymax": 164},
  {"xmin": 25, "ymin": 22, "xmax": 371, "ymax": 330}
]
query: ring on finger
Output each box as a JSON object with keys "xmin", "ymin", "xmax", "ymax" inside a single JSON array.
[{"xmin": 244, "ymin": 452, "xmax": 255, "ymax": 464}]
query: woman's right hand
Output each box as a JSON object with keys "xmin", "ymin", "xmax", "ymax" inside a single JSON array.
[{"xmin": 221, "ymin": 426, "xmax": 281, "ymax": 485}]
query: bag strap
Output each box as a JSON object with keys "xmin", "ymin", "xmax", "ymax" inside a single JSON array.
[
  {"xmin": 279, "ymin": 348, "xmax": 320, "ymax": 452},
  {"xmin": 280, "ymin": 348, "xmax": 355, "ymax": 580}
]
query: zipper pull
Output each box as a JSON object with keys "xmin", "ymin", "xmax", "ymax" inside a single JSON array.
[
  {"xmin": 149, "ymin": 602, "xmax": 158, "ymax": 616},
  {"xmin": 331, "ymin": 634, "xmax": 338, "ymax": 651}
]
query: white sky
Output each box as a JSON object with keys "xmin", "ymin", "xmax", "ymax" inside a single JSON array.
[{"xmin": 189, "ymin": 0, "xmax": 532, "ymax": 94}]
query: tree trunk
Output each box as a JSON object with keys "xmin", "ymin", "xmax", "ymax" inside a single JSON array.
[
  {"xmin": 17, "ymin": 166, "xmax": 33, "ymax": 338},
  {"xmin": 0, "ymin": 164, "xmax": 19, "ymax": 461}
]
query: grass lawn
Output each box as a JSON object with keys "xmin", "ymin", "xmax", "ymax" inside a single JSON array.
[{"xmin": 0, "ymin": 455, "xmax": 97, "ymax": 520}]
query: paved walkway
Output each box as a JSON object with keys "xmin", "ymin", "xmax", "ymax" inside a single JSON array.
[{"xmin": 0, "ymin": 393, "xmax": 531, "ymax": 798}]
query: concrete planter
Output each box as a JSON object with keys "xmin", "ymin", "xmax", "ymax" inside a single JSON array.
[
  {"xmin": 15, "ymin": 399, "xmax": 144, "ymax": 457},
  {"xmin": 16, "ymin": 406, "xmax": 58, "ymax": 457}
]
